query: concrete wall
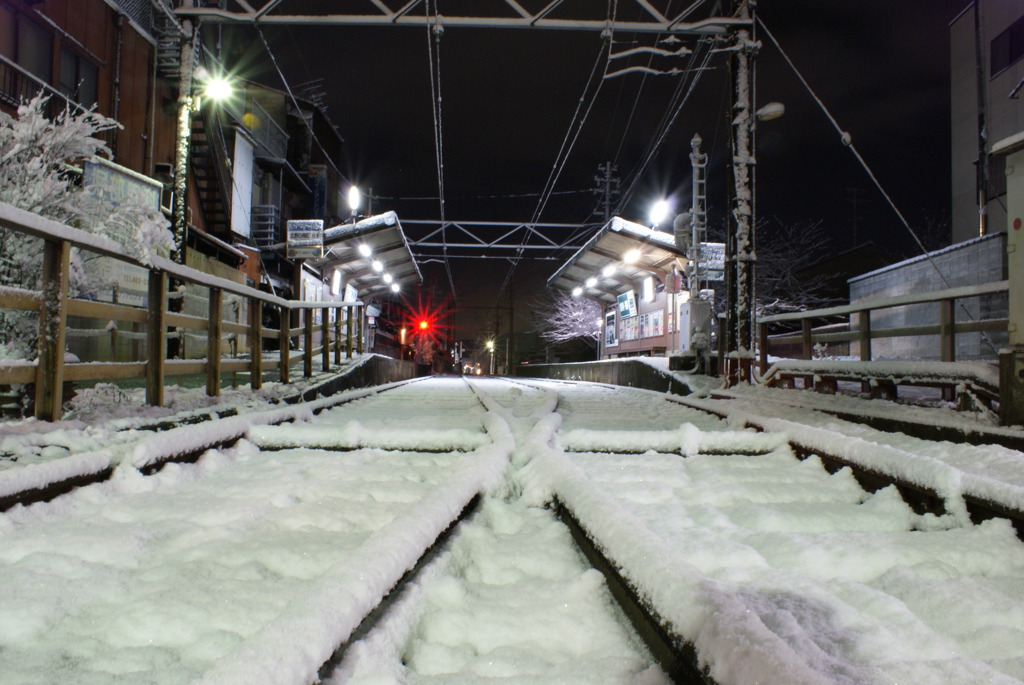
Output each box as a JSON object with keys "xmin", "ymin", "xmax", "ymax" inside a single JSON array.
[
  {"xmin": 517, "ymin": 359, "xmax": 692, "ymax": 396},
  {"xmin": 951, "ymin": 1, "xmax": 1024, "ymax": 244},
  {"xmin": 848, "ymin": 233, "xmax": 1007, "ymax": 360}
]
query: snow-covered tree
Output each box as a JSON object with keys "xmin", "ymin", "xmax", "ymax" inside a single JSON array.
[
  {"xmin": 0, "ymin": 93, "xmax": 174, "ymax": 359},
  {"xmin": 535, "ymin": 292, "xmax": 602, "ymax": 344}
]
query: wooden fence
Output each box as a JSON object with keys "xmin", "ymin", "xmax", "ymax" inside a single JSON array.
[
  {"xmin": 756, "ymin": 280, "xmax": 1009, "ymax": 370},
  {"xmin": 0, "ymin": 202, "xmax": 365, "ymax": 422}
]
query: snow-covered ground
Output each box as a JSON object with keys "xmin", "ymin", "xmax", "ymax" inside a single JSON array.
[{"xmin": 1, "ymin": 373, "xmax": 1023, "ymax": 684}]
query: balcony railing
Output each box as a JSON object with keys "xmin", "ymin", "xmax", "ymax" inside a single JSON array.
[{"xmin": 0, "ymin": 55, "xmax": 115, "ymax": 149}]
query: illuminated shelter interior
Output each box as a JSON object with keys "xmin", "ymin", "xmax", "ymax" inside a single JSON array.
[
  {"xmin": 547, "ymin": 217, "xmax": 691, "ymax": 302},
  {"xmin": 316, "ymin": 212, "xmax": 422, "ymax": 297}
]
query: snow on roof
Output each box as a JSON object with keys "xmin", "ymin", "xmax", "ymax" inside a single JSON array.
[{"xmin": 322, "ymin": 211, "xmax": 400, "ymax": 243}]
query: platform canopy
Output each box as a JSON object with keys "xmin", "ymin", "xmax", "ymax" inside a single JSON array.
[
  {"xmin": 317, "ymin": 211, "xmax": 422, "ymax": 296},
  {"xmin": 547, "ymin": 217, "xmax": 691, "ymax": 304}
]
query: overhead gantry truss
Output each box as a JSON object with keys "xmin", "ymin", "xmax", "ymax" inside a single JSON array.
[
  {"xmin": 400, "ymin": 219, "xmax": 596, "ymax": 263},
  {"xmin": 174, "ymin": 0, "xmax": 749, "ymax": 36}
]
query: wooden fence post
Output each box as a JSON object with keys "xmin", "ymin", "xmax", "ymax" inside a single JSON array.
[
  {"xmin": 356, "ymin": 306, "xmax": 363, "ymax": 354},
  {"xmin": 859, "ymin": 310, "xmax": 872, "ymax": 361},
  {"xmin": 346, "ymin": 305, "xmax": 354, "ymax": 358},
  {"xmin": 334, "ymin": 309, "xmax": 342, "ymax": 365},
  {"xmin": 279, "ymin": 304, "xmax": 290, "ymax": 384},
  {"xmin": 939, "ymin": 298, "xmax": 956, "ymax": 402},
  {"xmin": 304, "ymin": 308, "xmax": 314, "ymax": 378},
  {"xmin": 250, "ymin": 298, "xmax": 262, "ymax": 390},
  {"xmin": 321, "ymin": 306, "xmax": 330, "ymax": 371},
  {"xmin": 34, "ymin": 239, "xmax": 70, "ymax": 421},
  {"xmin": 758, "ymin": 322, "xmax": 768, "ymax": 377},
  {"xmin": 939, "ymin": 298, "xmax": 955, "ymax": 362},
  {"xmin": 207, "ymin": 287, "xmax": 222, "ymax": 396},
  {"xmin": 801, "ymin": 319, "xmax": 812, "ymax": 360},
  {"xmin": 146, "ymin": 271, "xmax": 167, "ymax": 407}
]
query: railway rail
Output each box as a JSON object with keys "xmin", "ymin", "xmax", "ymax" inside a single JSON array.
[{"xmin": 1, "ymin": 376, "xmax": 1023, "ymax": 684}]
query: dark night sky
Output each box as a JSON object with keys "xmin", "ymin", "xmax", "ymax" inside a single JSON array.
[{"xmin": 223, "ymin": 0, "xmax": 968, "ymax": 340}]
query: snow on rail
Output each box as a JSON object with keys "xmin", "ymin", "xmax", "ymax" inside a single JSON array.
[
  {"xmin": 193, "ymin": 414, "xmax": 513, "ymax": 685},
  {"xmin": 0, "ymin": 378, "xmax": 415, "ymax": 504}
]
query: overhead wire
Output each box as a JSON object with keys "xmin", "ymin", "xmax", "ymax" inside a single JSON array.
[
  {"xmin": 757, "ymin": 15, "xmax": 998, "ymax": 355},
  {"xmin": 252, "ymin": 24, "xmax": 349, "ymax": 188},
  {"xmin": 613, "ymin": 38, "xmax": 716, "ymax": 215},
  {"xmin": 424, "ymin": 0, "xmax": 458, "ymax": 301},
  {"xmin": 494, "ymin": 0, "xmax": 619, "ymax": 300}
]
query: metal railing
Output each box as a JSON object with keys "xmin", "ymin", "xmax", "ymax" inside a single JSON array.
[
  {"xmin": 0, "ymin": 201, "xmax": 365, "ymax": 422},
  {"xmin": 0, "ymin": 56, "xmax": 115, "ymax": 149}
]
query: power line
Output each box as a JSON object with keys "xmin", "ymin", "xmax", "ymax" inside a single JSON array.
[
  {"xmin": 495, "ymin": 0, "xmax": 619, "ymax": 300},
  {"xmin": 425, "ymin": 0, "xmax": 457, "ymax": 302}
]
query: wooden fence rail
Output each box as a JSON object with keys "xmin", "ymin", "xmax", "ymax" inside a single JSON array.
[
  {"xmin": 756, "ymin": 280, "xmax": 1009, "ymax": 372},
  {"xmin": 0, "ymin": 202, "xmax": 364, "ymax": 421}
]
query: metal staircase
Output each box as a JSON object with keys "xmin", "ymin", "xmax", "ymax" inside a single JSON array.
[{"xmin": 189, "ymin": 108, "xmax": 233, "ymax": 237}]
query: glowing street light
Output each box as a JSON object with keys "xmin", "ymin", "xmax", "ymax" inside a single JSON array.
[
  {"xmin": 585, "ymin": 276, "xmax": 598, "ymax": 288},
  {"xmin": 347, "ymin": 185, "xmax": 361, "ymax": 213},
  {"xmin": 203, "ymin": 75, "xmax": 233, "ymax": 101},
  {"xmin": 358, "ymin": 243, "xmax": 372, "ymax": 257},
  {"xmin": 649, "ymin": 198, "xmax": 670, "ymax": 227},
  {"xmin": 485, "ymin": 339, "xmax": 495, "ymax": 375}
]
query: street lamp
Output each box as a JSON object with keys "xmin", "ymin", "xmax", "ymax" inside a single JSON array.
[
  {"xmin": 649, "ymin": 198, "xmax": 670, "ymax": 227},
  {"xmin": 348, "ymin": 185, "xmax": 361, "ymax": 215},
  {"xmin": 171, "ymin": 66, "xmax": 235, "ymax": 265},
  {"xmin": 486, "ymin": 339, "xmax": 495, "ymax": 375}
]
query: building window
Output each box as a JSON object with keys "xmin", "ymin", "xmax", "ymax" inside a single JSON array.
[
  {"xmin": 59, "ymin": 46, "xmax": 98, "ymax": 107},
  {"xmin": 991, "ymin": 15, "xmax": 1024, "ymax": 77},
  {"xmin": 17, "ymin": 15, "xmax": 52, "ymax": 82}
]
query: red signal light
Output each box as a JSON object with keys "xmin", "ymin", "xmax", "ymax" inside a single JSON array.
[{"xmin": 418, "ymin": 319, "xmax": 429, "ymax": 331}]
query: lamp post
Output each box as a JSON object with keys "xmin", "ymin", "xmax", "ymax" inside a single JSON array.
[
  {"xmin": 171, "ymin": 57, "xmax": 234, "ymax": 265},
  {"xmin": 486, "ymin": 339, "xmax": 495, "ymax": 375}
]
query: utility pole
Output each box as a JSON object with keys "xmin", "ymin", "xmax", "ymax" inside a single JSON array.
[
  {"xmin": 974, "ymin": 0, "xmax": 989, "ymax": 237},
  {"xmin": 593, "ymin": 162, "xmax": 620, "ymax": 222},
  {"xmin": 723, "ymin": 0, "xmax": 758, "ymax": 384},
  {"xmin": 172, "ymin": 2, "xmax": 196, "ymax": 266}
]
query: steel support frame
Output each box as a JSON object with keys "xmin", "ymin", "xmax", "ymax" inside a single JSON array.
[{"xmin": 174, "ymin": 0, "xmax": 748, "ymax": 36}]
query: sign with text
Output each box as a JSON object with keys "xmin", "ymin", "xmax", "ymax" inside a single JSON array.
[
  {"xmin": 286, "ymin": 219, "xmax": 324, "ymax": 259},
  {"xmin": 616, "ymin": 290, "xmax": 637, "ymax": 319}
]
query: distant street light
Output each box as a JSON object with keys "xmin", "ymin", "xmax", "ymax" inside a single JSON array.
[
  {"xmin": 348, "ymin": 185, "xmax": 361, "ymax": 214},
  {"xmin": 649, "ymin": 199, "xmax": 670, "ymax": 227},
  {"xmin": 756, "ymin": 101, "xmax": 786, "ymax": 121},
  {"xmin": 486, "ymin": 339, "xmax": 495, "ymax": 375}
]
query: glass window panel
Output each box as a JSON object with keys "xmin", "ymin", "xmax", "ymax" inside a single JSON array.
[{"xmin": 17, "ymin": 16, "xmax": 51, "ymax": 81}]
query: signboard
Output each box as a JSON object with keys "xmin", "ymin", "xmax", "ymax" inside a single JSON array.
[
  {"xmin": 81, "ymin": 158, "xmax": 164, "ymax": 305},
  {"xmin": 230, "ymin": 134, "xmax": 254, "ymax": 238},
  {"xmin": 616, "ymin": 290, "xmax": 637, "ymax": 319},
  {"xmin": 287, "ymin": 219, "xmax": 324, "ymax": 259}
]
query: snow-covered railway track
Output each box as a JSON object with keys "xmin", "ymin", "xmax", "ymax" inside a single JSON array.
[
  {"xmin": 4, "ymin": 377, "xmax": 1024, "ymax": 684},
  {"xmin": 0, "ymin": 379, "xmax": 424, "ymax": 512},
  {"xmin": 0, "ymin": 378, "xmax": 512, "ymax": 684}
]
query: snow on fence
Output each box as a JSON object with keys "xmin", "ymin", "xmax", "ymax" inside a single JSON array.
[
  {"xmin": 757, "ymin": 280, "xmax": 1009, "ymax": 367},
  {"xmin": 0, "ymin": 201, "xmax": 366, "ymax": 422},
  {"xmin": 756, "ymin": 281, "xmax": 1009, "ymax": 409}
]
